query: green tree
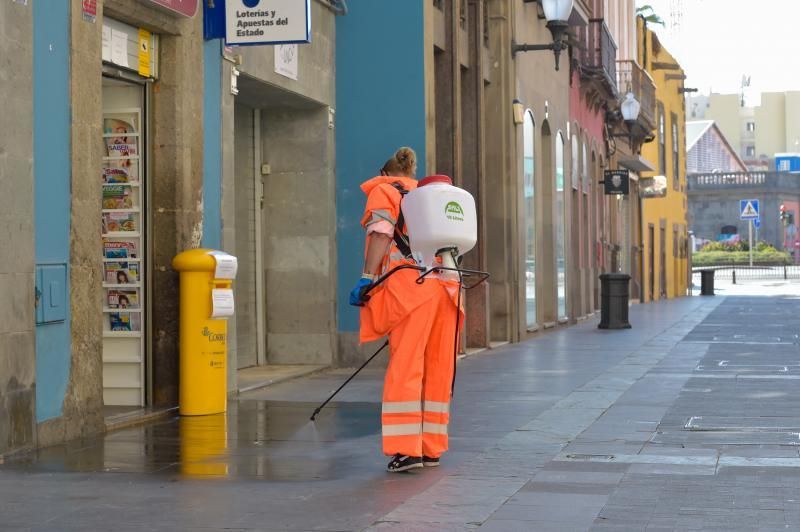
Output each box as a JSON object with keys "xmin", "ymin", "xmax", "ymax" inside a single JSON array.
[{"xmin": 636, "ymin": 5, "xmax": 665, "ymax": 27}]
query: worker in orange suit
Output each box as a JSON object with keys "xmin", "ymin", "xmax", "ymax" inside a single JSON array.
[{"xmin": 349, "ymin": 147, "xmax": 463, "ymax": 473}]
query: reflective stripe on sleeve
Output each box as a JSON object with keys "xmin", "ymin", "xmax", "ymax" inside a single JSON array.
[
  {"xmin": 422, "ymin": 422, "xmax": 448, "ymax": 435},
  {"xmin": 382, "ymin": 401, "xmax": 423, "ymax": 415},
  {"xmin": 382, "ymin": 423, "xmax": 423, "ymax": 437},
  {"xmin": 367, "ymin": 209, "xmax": 396, "ymax": 227}
]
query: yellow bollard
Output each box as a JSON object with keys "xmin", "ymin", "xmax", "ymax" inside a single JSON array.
[{"xmin": 172, "ymin": 249, "xmax": 237, "ymax": 416}]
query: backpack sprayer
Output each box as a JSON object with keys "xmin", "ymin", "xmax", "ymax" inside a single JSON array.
[{"xmin": 310, "ymin": 176, "xmax": 489, "ymax": 421}]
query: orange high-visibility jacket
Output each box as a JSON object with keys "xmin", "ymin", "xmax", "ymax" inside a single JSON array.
[{"xmin": 358, "ymin": 176, "xmax": 463, "ymax": 344}]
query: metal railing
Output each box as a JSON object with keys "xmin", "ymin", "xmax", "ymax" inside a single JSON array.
[
  {"xmin": 693, "ymin": 264, "xmax": 800, "ymax": 283},
  {"xmin": 616, "ymin": 60, "xmax": 656, "ymax": 130},
  {"xmin": 688, "ymin": 172, "xmax": 799, "ymax": 190},
  {"xmin": 577, "ymin": 19, "xmax": 618, "ymax": 96}
]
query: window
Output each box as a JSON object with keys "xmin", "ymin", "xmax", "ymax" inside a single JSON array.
[
  {"xmin": 780, "ymin": 159, "xmax": 791, "ymax": 172},
  {"xmin": 658, "ymin": 103, "xmax": 666, "ymax": 175},
  {"xmin": 523, "ymin": 111, "xmax": 536, "ymax": 329},
  {"xmin": 571, "ymin": 133, "xmax": 579, "ymax": 190},
  {"xmin": 746, "ymin": 122, "xmax": 756, "ymax": 132},
  {"xmin": 746, "ymin": 146, "xmax": 756, "ymax": 158},
  {"xmin": 671, "ymin": 113, "xmax": 679, "ymax": 190},
  {"xmin": 556, "ymin": 133, "xmax": 567, "ymax": 320}
]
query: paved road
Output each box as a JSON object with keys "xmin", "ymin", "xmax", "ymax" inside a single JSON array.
[{"xmin": 4, "ymin": 295, "xmax": 800, "ymax": 531}]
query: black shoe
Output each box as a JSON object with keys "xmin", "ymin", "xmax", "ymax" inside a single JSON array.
[
  {"xmin": 387, "ymin": 454, "xmax": 423, "ymax": 473},
  {"xmin": 423, "ymin": 456, "xmax": 440, "ymax": 467}
]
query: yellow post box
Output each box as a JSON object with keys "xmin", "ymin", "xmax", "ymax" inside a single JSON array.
[{"xmin": 172, "ymin": 249, "xmax": 238, "ymax": 416}]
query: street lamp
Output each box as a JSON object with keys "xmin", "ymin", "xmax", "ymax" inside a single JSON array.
[
  {"xmin": 512, "ymin": 0, "xmax": 574, "ymax": 71},
  {"xmin": 608, "ymin": 92, "xmax": 649, "ymax": 151},
  {"xmin": 620, "ymin": 92, "xmax": 641, "ymax": 126}
]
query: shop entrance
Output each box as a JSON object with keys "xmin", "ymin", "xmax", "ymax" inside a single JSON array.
[
  {"xmin": 231, "ymin": 75, "xmax": 335, "ymax": 373},
  {"xmin": 101, "ymin": 76, "xmax": 149, "ymax": 407},
  {"xmin": 233, "ymin": 102, "xmax": 265, "ymax": 370}
]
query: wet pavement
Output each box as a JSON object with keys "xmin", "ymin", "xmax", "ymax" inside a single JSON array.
[{"xmin": 5, "ymin": 294, "xmax": 800, "ymax": 530}]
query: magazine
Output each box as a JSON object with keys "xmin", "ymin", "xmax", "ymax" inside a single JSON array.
[
  {"xmin": 107, "ymin": 289, "xmax": 139, "ymax": 309},
  {"xmin": 102, "ymin": 185, "xmax": 133, "ymax": 209},
  {"xmin": 102, "ymin": 162, "xmax": 139, "ymax": 184},
  {"xmin": 102, "ymin": 212, "xmax": 136, "ymax": 233},
  {"xmin": 105, "ymin": 262, "xmax": 139, "ymax": 284},
  {"xmin": 109, "ymin": 312, "xmax": 141, "ymax": 332},
  {"xmin": 104, "ymin": 117, "xmax": 138, "ymax": 159},
  {"xmin": 104, "ymin": 241, "xmax": 138, "ymax": 259}
]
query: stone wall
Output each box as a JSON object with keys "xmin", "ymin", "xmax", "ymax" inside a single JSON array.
[{"xmin": 0, "ymin": 1, "xmax": 36, "ymax": 455}]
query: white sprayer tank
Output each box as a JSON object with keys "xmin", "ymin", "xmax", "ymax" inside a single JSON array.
[{"xmin": 402, "ymin": 175, "xmax": 477, "ymax": 269}]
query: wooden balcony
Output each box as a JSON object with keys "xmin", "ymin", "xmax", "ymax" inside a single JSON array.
[
  {"xmin": 616, "ymin": 59, "xmax": 656, "ymax": 132},
  {"xmin": 576, "ymin": 18, "xmax": 618, "ymax": 101}
]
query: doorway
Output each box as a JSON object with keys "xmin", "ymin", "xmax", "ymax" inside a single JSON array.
[
  {"xmin": 648, "ymin": 224, "xmax": 655, "ymax": 302},
  {"xmin": 233, "ymin": 103, "xmax": 265, "ymax": 370},
  {"xmin": 660, "ymin": 225, "xmax": 667, "ymax": 299},
  {"xmin": 101, "ymin": 76, "xmax": 149, "ymax": 407}
]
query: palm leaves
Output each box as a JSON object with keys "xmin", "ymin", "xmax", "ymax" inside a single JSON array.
[{"xmin": 636, "ymin": 4, "xmax": 665, "ymax": 26}]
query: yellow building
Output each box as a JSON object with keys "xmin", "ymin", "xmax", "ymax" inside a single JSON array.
[{"xmin": 638, "ymin": 18, "xmax": 689, "ymax": 301}]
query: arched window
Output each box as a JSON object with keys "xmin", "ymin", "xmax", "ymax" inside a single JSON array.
[
  {"xmin": 523, "ymin": 111, "xmax": 536, "ymax": 328},
  {"xmin": 556, "ymin": 132, "xmax": 567, "ymax": 319}
]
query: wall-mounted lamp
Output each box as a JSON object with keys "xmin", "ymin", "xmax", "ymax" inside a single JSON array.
[
  {"xmin": 607, "ymin": 92, "xmax": 654, "ymax": 152},
  {"xmin": 511, "ymin": 0, "xmax": 573, "ymax": 71},
  {"xmin": 512, "ymin": 99, "xmax": 525, "ymax": 125}
]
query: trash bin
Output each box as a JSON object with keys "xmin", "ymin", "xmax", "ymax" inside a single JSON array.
[
  {"xmin": 172, "ymin": 249, "xmax": 238, "ymax": 416},
  {"xmin": 700, "ymin": 269, "xmax": 715, "ymax": 296},
  {"xmin": 598, "ymin": 273, "xmax": 632, "ymax": 330}
]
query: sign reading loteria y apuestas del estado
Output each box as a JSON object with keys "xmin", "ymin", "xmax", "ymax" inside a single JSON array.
[{"xmin": 225, "ymin": 0, "xmax": 311, "ymax": 46}]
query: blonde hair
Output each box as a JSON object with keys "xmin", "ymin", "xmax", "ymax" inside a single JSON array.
[{"xmin": 381, "ymin": 147, "xmax": 417, "ymax": 178}]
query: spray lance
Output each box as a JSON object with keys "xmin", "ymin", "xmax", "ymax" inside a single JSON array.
[{"xmin": 310, "ymin": 176, "xmax": 489, "ymax": 421}]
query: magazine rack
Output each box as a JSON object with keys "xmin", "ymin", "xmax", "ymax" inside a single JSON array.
[{"xmin": 101, "ymin": 108, "xmax": 145, "ymax": 406}]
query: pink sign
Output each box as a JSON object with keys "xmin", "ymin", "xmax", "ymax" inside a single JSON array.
[{"xmin": 143, "ymin": 0, "xmax": 198, "ymax": 17}]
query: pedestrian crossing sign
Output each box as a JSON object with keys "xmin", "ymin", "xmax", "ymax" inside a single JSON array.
[{"xmin": 740, "ymin": 199, "xmax": 760, "ymax": 220}]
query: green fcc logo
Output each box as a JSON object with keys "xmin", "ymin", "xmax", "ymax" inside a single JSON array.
[{"xmin": 445, "ymin": 201, "xmax": 465, "ymax": 222}]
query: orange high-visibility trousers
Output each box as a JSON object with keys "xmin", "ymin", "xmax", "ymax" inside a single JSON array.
[{"xmin": 381, "ymin": 281, "xmax": 459, "ymax": 458}]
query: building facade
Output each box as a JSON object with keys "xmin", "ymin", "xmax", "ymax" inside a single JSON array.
[
  {"xmin": 0, "ymin": 0, "xmax": 208, "ymax": 456},
  {"xmin": 208, "ymin": 1, "xmax": 340, "ymax": 389},
  {"xmin": 639, "ymin": 22, "xmax": 689, "ymax": 301},
  {"xmin": 688, "ymin": 172, "xmax": 800, "ymax": 251},
  {"xmin": 3, "ymin": 0, "xmax": 661, "ymax": 457},
  {"xmin": 686, "ymin": 121, "xmax": 748, "ymax": 174},
  {"xmin": 689, "ymin": 91, "xmax": 800, "ymax": 171}
]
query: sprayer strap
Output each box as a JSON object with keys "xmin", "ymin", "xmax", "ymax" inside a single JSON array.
[
  {"xmin": 393, "ymin": 211, "xmax": 413, "ymax": 259},
  {"xmin": 390, "ymin": 182, "xmax": 414, "ymax": 260}
]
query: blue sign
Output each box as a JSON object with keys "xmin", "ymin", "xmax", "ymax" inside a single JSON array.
[
  {"xmin": 753, "ymin": 218, "xmax": 761, "ymax": 229},
  {"xmin": 740, "ymin": 199, "xmax": 760, "ymax": 220}
]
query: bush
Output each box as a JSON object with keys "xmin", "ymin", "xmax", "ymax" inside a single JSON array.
[
  {"xmin": 699, "ymin": 240, "xmax": 779, "ymax": 254},
  {"xmin": 692, "ymin": 250, "xmax": 790, "ymax": 266},
  {"xmin": 700, "ymin": 240, "xmax": 749, "ymax": 252},
  {"xmin": 754, "ymin": 241, "xmax": 779, "ymax": 253}
]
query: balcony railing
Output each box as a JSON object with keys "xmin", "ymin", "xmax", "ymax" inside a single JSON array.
[
  {"xmin": 616, "ymin": 60, "xmax": 656, "ymax": 131},
  {"xmin": 688, "ymin": 171, "xmax": 799, "ymax": 190},
  {"xmin": 577, "ymin": 19, "xmax": 617, "ymax": 97}
]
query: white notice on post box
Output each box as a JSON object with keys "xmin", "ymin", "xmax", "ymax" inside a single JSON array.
[
  {"xmin": 209, "ymin": 251, "xmax": 238, "ymax": 280},
  {"xmin": 211, "ymin": 288, "xmax": 235, "ymax": 319}
]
